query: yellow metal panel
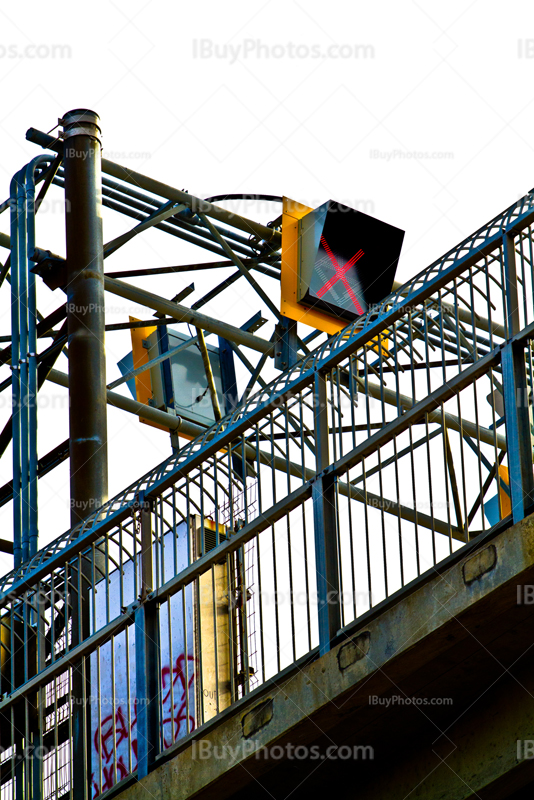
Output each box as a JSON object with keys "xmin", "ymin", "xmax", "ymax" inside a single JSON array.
[
  {"xmin": 281, "ymin": 197, "xmax": 347, "ymax": 335},
  {"xmin": 129, "ymin": 317, "xmax": 168, "ymax": 432},
  {"xmin": 192, "ymin": 517, "xmax": 232, "ymax": 722},
  {"xmin": 498, "ymin": 465, "xmax": 511, "ymax": 519}
]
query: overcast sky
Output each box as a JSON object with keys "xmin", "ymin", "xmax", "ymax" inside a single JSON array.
[{"xmin": 0, "ymin": 0, "xmax": 531, "ymax": 568}]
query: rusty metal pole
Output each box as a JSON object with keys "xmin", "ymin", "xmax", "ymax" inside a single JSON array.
[{"xmin": 62, "ymin": 110, "xmax": 108, "ymax": 526}]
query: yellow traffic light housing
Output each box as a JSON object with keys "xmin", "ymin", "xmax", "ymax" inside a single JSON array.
[{"xmin": 280, "ymin": 197, "xmax": 347, "ymax": 335}]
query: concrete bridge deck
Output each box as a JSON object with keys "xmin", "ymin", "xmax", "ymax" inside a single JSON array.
[{"xmin": 116, "ymin": 512, "xmax": 534, "ymax": 800}]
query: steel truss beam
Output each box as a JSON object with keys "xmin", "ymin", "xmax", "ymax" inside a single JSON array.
[
  {"xmin": 46, "ymin": 369, "xmax": 203, "ymax": 438},
  {"xmin": 104, "ymin": 276, "xmax": 275, "ymax": 355},
  {"xmin": 26, "ymin": 127, "xmax": 281, "ymax": 247}
]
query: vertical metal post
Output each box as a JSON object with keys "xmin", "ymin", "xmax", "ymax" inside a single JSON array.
[
  {"xmin": 25, "ymin": 168, "xmax": 38, "ymax": 560},
  {"xmin": 503, "ymin": 231, "xmax": 521, "ymax": 338},
  {"xmin": 10, "ymin": 156, "xmax": 55, "ymax": 565},
  {"xmin": 312, "ymin": 370, "xmax": 340, "ymax": 655},
  {"xmin": 501, "ymin": 231, "xmax": 534, "ymax": 522},
  {"xmin": 63, "ymin": 114, "xmax": 109, "ymax": 797},
  {"xmin": 62, "ymin": 109, "xmax": 108, "ymax": 527},
  {"xmin": 502, "ymin": 343, "xmax": 534, "ymax": 523},
  {"xmin": 10, "ymin": 172, "xmax": 24, "ymax": 568},
  {"xmin": 135, "ymin": 494, "xmax": 160, "ymax": 779}
]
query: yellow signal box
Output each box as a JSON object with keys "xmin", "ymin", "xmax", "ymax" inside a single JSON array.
[
  {"xmin": 129, "ymin": 317, "xmax": 168, "ymax": 432},
  {"xmin": 281, "ymin": 197, "xmax": 347, "ymax": 335},
  {"xmin": 280, "ymin": 197, "xmax": 393, "ymax": 359}
]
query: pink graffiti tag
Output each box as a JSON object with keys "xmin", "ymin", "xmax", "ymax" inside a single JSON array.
[
  {"xmin": 161, "ymin": 654, "xmax": 196, "ymax": 748},
  {"xmin": 92, "ymin": 654, "xmax": 196, "ymax": 797}
]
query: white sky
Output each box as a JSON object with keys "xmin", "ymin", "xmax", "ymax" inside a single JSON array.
[{"xmin": 0, "ymin": 0, "xmax": 532, "ymax": 569}]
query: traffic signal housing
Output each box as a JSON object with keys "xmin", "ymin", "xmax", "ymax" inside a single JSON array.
[{"xmin": 281, "ymin": 197, "xmax": 404, "ymax": 333}]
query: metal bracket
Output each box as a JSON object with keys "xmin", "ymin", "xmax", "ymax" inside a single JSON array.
[
  {"xmin": 274, "ymin": 317, "xmax": 298, "ymax": 370},
  {"xmin": 30, "ymin": 254, "xmax": 67, "ymax": 292}
]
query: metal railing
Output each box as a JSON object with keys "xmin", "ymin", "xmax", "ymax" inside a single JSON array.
[{"xmin": 1, "ymin": 189, "xmax": 534, "ymax": 799}]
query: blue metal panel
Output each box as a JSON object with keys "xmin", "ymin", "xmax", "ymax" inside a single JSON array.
[
  {"xmin": 502, "ymin": 343, "xmax": 534, "ymax": 523},
  {"xmin": 117, "ymin": 351, "xmax": 137, "ymax": 399}
]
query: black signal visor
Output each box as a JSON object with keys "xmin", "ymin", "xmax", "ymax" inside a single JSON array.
[{"xmin": 297, "ymin": 200, "xmax": 405, "ymax": 322}]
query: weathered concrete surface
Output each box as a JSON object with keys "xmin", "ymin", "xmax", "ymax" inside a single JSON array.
[{"xmin": 117, "ymin": 513, "xmax": 534, "ymax": 800}]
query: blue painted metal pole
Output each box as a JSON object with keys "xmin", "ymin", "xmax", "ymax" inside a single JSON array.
[
  {"xmin": 502, "ymin": 343, "xmax": 534, "ymax": 523},
  {"xmin": 10, "ymin": 156, "xmax": 57, "ymax": 566},
  {"xmin": 503, "ymin": 231, "xmax": 521, "ymax": 338},
  {"xmin": 135, "ymin": 493, "xmax": 160, "ymax": 779},
  {"xmin": 16, "ymin": 179, "xmax": 30, "ymax": 564},
  {"xmin": 24, "ymin": 164, "xmax": 38, "ymax": 559},
  {"xmin": 312, "ymin": 369, "xmax": 341, "ymax": 655},
  {"xmin": 9, "ymin": 172, "xmax": 23, "ymax": 568},
  {"xmin": 10, "ymin": 166, "xmax": 38, "ymax": 566},
  {"xmin": 501, "ymin": 231, "xmax": 534, "ymax": 523}
]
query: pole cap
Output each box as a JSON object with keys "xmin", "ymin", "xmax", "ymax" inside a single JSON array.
[{"xmin": 60, "ymin": 109, "xmax": 101, "ymax": 142}]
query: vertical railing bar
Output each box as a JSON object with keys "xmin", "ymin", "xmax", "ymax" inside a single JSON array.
[
  {"xmin": 408, "ymin": 422, "xmax": 420, "ymax": 576},
  {"xmin": 271, "ymin": 521, "xmax": 281, "ymax": 675},
  {"xmin": 472, "ymin": 374, "xmax": 485, "ymax": 533},
  {"xmin": 172, "ymin": 486, "xmax": 178, "ymax": 578},
  {"xmin": 285, "ymin": 403, "xmax": 291, "ymax": 495},
  {"xmin": 111, "ymin": 634, "xmax": 117, "ymax": 787},
  {"xmin": 158, "ymin": 497, "xmax": 164, "ymax": 590},
  {"xmin": 335, "ymin": 364, "xmax": 343, "ymax": 458},
  {"xmin": 118, "ymin": 522, "xmax": 124, "ymax": 619},
  {"xmin": 483, "ymin": 255, "xmax": 494, "ymax": 352},
  {"xmin": 255, "ymin": 531, "xmax": 266, "ymax": 684},
  {"xmin": 125, "ymin": 624, "xmax": 132, "ymax": 775},
  {"xmin": 456, "ymin": 391, "xmax": 469, "ymax": 540},
  {"xmin": 97, "ymin": 645, "xmax": 102, "ymax": 797},
  {"xmin": 377, "ymin": 444, "xmax": 388, "ymax": 598},
  {"xmin": 441, "ymin": 402, "xmax": 454, "ymax": 552},
  {"xmin": 519, "ymin": 230, "xmax": 528, "ymax": 329},
  {"xmin": 104, "ymin": 539, "xmax": 109, "ymax": 626},
  {"xmin": 182, "ymin": 588, "xmax": 191, "ymax": 736},
  {"xmin": 346, "ymin": 453, "xmax": 357, "ymax": 624},
  {"xmin": 240, "ymin": 544, "xmax": 251, "ymax": 696},
  {"xmin": 210, "ymin": 564, "xmax": 220, "ymax": 716},
  {"xmin": 286, "ymin": 510, "xmax": 296, "ymax": 664},
  {"xmin": 349, "ymin": 353, "xmax": 357, "ymax": 451}
]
